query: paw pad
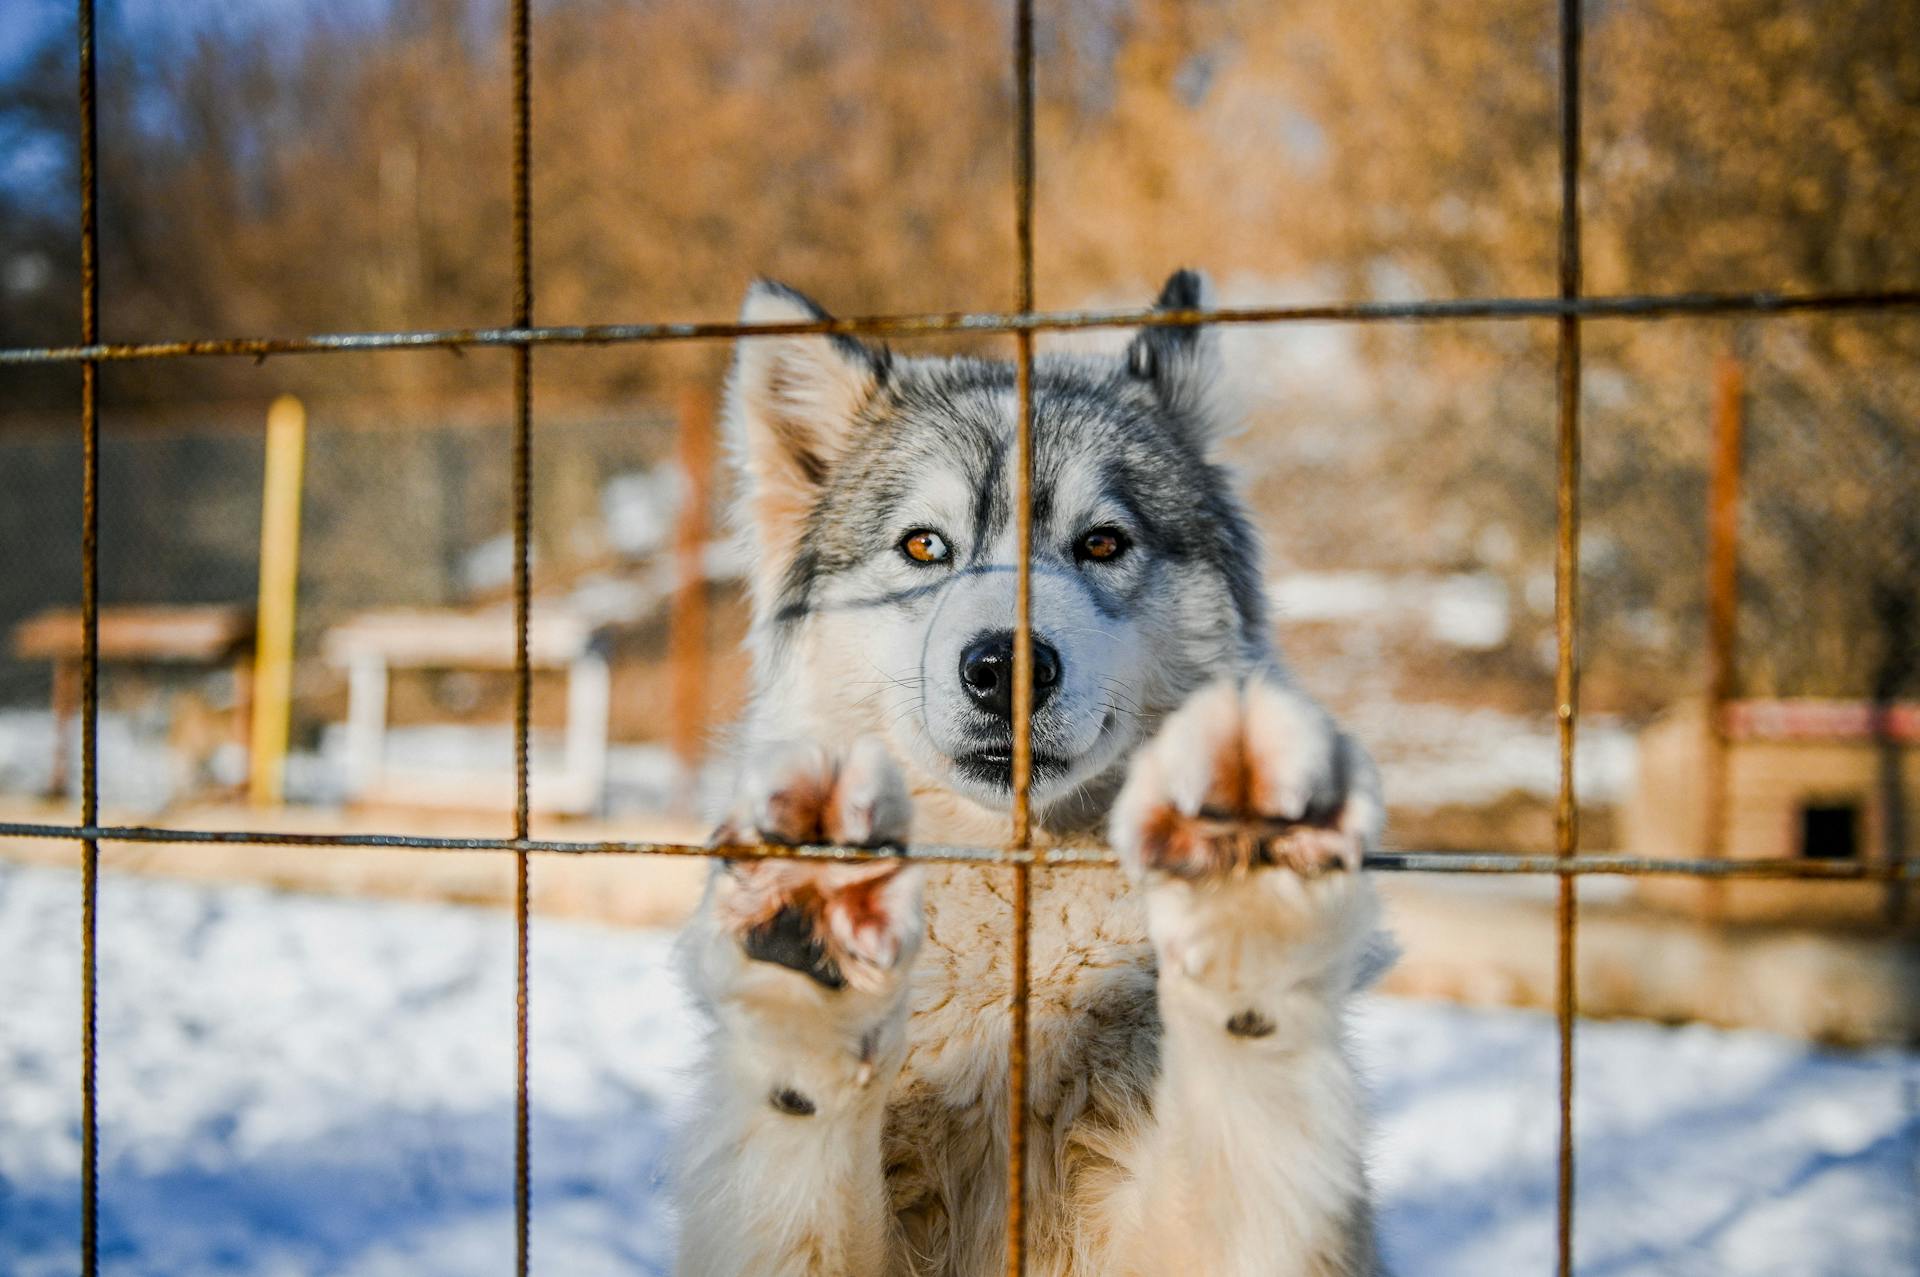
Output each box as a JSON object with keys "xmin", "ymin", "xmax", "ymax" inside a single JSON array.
[
  {"xmin": 740, "ymin": 902, "xmax": 847, "ymax": 989},
  {"xmin": 769, "ymin": 1087, "xmax": 816, "ymax": 1117},
  {"xmin": 718, "ymin": 859, "xmax": 923, "ymax": 993},
  {"xmin": 1225, "ymin": 1009, "xmax": 1276, "ymax": 1039}
]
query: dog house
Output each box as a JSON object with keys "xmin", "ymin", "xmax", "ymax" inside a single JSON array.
[{"xmin": 1625, "ymin": 698, "xmax": 1919, "ymax": 926}]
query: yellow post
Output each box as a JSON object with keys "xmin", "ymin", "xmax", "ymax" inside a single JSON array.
[{"xmin": 249, "ymin": 394, "xmax": 307, "ymax": 807}]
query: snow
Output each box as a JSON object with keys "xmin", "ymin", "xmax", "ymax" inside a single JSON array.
[
  {"xmin": 1270, "ymin": 571, "xmax": 1512, "ymax": 650},
  {"xmin": 2, "ymin": 689, "xmax": 1641, "ymax": 821},
  {"xmin": 1352, "ymin": 701, "xmax": 1640, "ymax": 809},
  {"xmin": 0, "ymin": 710, "xmax": 705, "ymax": 819},
  {"xmin": 2, "ymin": 862, "xmax": 1915, "ymax": 1276},
  {"xmin": 0, "ymin": 709, "xmax": 195, "ymax": 815}
]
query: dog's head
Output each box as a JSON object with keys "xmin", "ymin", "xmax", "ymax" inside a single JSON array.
[{"xmin": 724, "ymin": 270, "xmax": 1269, "ymax": 818}]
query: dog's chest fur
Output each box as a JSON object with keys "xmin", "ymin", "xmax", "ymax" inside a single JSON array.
[{"xmin": 878, "ymin": 865, "xmax": 1161, "ymax": 1276}]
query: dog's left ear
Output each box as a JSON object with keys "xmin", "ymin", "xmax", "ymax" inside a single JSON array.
[{"xmin": 1124, "ymin": 269, "xmax": 1232, "ymax": 446}]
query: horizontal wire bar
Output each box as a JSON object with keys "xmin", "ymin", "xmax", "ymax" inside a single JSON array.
[
  {"xmin": 5, "ymin": 821, "xmax": 1918, "ymax": 879},
  {"xmin": 3, "ymin": 289, "xmax": 1918, "ymax": 366}
]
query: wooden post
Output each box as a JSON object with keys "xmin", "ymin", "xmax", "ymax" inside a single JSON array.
[
  {"xmin": 48, "ymin": 658, "xmax": 78, "ymax": 800},
  {"xmin": 1702, "ymin": 351, "xmax": 1743, "ymax": 896},
  {"xmin": 565, "ymin": 653, "xmax": 612, "ymax": 815},
  {"xmin": 249, "ymin": 394, "xmax": 307, "ymax": 807},
  {"xmin": 341, "ymin": 655, "xmax": 388, "ymax": 800},
  {"xmin": 667, "ymin": 387, "xmax": 715, "ymax": 811}
]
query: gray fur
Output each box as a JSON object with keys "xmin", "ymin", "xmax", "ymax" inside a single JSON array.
[
  {"xmin": 679, "ymin": 271, "xmax": 1387, "ymax": 1277},
  {"xmin": 732, "ymin": 273, "xmax": 1273, "ymax": 837}
]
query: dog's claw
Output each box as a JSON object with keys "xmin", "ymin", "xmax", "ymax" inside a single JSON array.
[
  {"xmin": 713, "ymin": 735, "xmax": 910, "ymax": 850},
  {"xmin": 710, "ymin": 736, "xmax": 921, "ymax": 991},
  {"xmin": 1111, "ymin": 678, "xmax": 1379, "ymax": 882}
]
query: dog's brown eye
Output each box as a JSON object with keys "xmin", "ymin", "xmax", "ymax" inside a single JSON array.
[
  {"xmin": 901, "ymin": 529, "xmax": 951, "ymax": 564},
  {"xmin": 1076, "ymin": 528, "xmax": 1129, "ymax": 563}
]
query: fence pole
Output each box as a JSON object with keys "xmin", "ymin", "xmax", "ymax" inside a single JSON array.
[
  {"xmin": 1701, "ymin": 350, "xmax": 1744, "ymax": 921},
  {"xmin": 249, "ymin": 394, "xmax": 307, "ymax": 808}
]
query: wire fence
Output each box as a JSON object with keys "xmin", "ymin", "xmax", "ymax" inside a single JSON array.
[{"xmin": 4, "ymin": 0, "xmax": 1919, "ymax": 1274}]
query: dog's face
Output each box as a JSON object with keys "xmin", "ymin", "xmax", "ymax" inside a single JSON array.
[{"xmin": 726, "ymin": 272, "xmax": 1268, "ymax": 816}]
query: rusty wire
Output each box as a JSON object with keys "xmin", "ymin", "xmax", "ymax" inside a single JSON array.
[
  {"xmin": 12, "ymin": 819, "xmax": 1920, "ymax": 879},
  {"xmin": 20, "ymin": 1, "xmax": 1920, "ymax": 1275},
  {"xmin": 509, "ymin": 0, "xmax": 534, "ymax": 1271},
  {"xmin": 3, "ymin": 290, "xmax": 1919, "ymax": 369},
  {"xmin": 1003, "ymin": 1, "xmax": 1039, "ymax": 1271},
  {"xmin": 1006, "ymin": 342, "xmax": 1035, "ymax": 1271},
  {"xmin": 1552, "ymin": 0, "xmax": 1585, "ymax": 1271},
  {"xmin": 75, "ymin": 0, "xmax": 101, "ymax": 1272}
]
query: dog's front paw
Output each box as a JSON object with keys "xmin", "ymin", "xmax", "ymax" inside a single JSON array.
[
  {"xmin": 1110, "ymin": 678, "xmax": 1381, "ymax": 883},
  {"xmin": 712, "ymin": 734, "xmax": 911, "ymax": 851},
  {"xmin": 710, "ymin": 736, "xmax": 921, "ymax": 994},
  {"xmin": 1111, "ymin": 678, "xmax": 1386, "ymax": 1023}
]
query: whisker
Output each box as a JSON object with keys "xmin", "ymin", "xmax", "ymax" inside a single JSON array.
[
  {"xmin": 884, "ymin": 697, "xmax": 929, "ymax": 731},
  {"xmin": 1048, "ymin": 623, "xmax": 1121, "ymax": 643},
  {"xmin": 1099, "ymin": 680, "xmax": 1147, "ymax": 716},
  {"xmin": 858, "ymin": 657, "xmax": 926, "ymax": 689},
  {"xmin": 847, "ymin": 687, "xmax": 893, "ymax": 712}
]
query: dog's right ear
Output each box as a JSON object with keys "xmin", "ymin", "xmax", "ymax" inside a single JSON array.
[{"xmin": 724, "ymin": 281, "xmax": 890, "ymax": 593}]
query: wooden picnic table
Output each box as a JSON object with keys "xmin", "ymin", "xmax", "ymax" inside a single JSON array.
[
  {"xmin": 12, "ymin": 604, "xmax": 255, "ymax": 798},
  {"xmin": 322, "ymin": 607, "xmax": 610, "ymax": 815}
]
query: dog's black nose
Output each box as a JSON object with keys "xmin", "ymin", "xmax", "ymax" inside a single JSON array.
[{"xmin": 958, "ymin": 631, "xmax": 1061, "ymax": 722}]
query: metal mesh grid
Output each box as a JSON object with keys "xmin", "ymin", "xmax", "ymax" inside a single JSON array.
[{"xmin": 7, "ymin": 1, "xmax": 1920, "ymax": 1274}]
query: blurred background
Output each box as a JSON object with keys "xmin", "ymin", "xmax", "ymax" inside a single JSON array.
[{"xmin": 0, "ymin": 1, "xmax": 1915, "ymax": 1274}]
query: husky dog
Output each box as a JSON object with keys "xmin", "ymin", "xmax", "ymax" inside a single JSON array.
[{"xmin": 675, "ymin": 271, "xmax": 1388, "ymax": 1277}]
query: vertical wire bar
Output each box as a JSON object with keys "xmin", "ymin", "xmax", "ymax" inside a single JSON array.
[
  {"xmin": 509, "ymin": 0, "xmax": 533, "ymax": 1272},
  {"xmin": 1006, "ymin": 333, "xmax": 1034, "ymax": 1277},
  {"xmin": 510, "ymin": 7, "xmax": 533, "ymax": 840},
  {"xmin": 1553, "ymin": 1, "xmax": 1583, "ymax": 1274},
  {"xmin": 1004, "ymin": 1, "xmax": 1037, "ymax": 1273},
  {"xmin": 76, "ymin": 1, "xmax": 101, "ymax": 1272}
]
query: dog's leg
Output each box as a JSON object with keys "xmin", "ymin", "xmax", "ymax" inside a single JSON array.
[
  {"xmin": 1101, "ymin": 678, "xmax": 1386, "ymax": 1277},
  {"xmin": 675, "ymin": 736, "xmax": 921, "ymax": 1277}
]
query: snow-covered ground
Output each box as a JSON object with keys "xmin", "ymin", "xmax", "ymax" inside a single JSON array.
[
  {"xmin": 0, "ymin": 697, "xmax": 1637, "ymax": 820},
  {"xmin": 0, "ymin": 709, "xmax": 695, "ymax": 818},
  {"xmin": 2, "ymin": 863, "xmax": 1914, "ymax": 1277},
  {"xmin": 1348, "ymin": 700, "xmax": 1639, "ymax": 811}
]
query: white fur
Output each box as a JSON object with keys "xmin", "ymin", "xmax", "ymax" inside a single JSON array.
[
  {"xmin": 677, "ymin": 878, "xmax": 917, "ymax": 1277},
  {"xmin": 674, "ymin": 275, "xmax": 1388, "ymax": 1276},
  {"xmin": 676, "ymin": 683, "xmax": 1385, "ymax": 1276}
]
